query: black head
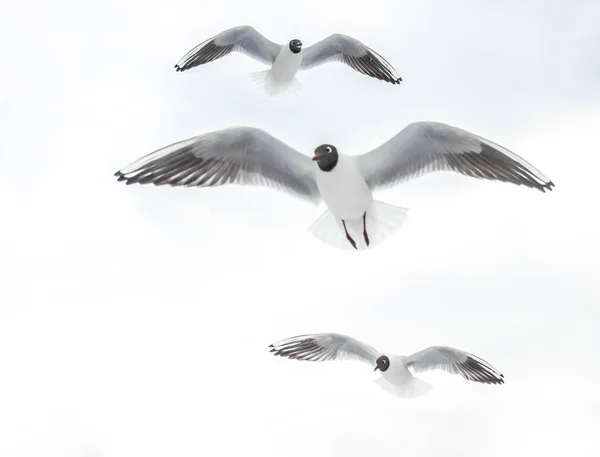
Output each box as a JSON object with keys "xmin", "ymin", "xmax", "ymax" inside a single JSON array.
[
  {"xmin": 289, "ymin": 39, "xmax": 303, "ymax": 54},
  {"xmin": 374, "ymin": 355, "xmax": 390, "ymax": 372},
  {"xmin": 312, "ymin": 144, "xmax": 339, "ymax": 172}
]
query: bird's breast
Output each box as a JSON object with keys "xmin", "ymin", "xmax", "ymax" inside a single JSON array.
[
  {"xmin": 271, "ymin": 48, "xmax": 303, "ymax": 81},
  {"xmin": 382, "ymin": 357, "xmax": 412, "ymax": 384},
  {"xmin": 316, "ymin": 157, "xmax": 372, "ymax": 220}
]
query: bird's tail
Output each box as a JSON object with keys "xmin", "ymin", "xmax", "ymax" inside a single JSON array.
[
  {"xmin": 249, "ymin": 70, "xmax": 302, "ymax": 97},
  {"xmin": 307, "ymin": 200, "xmax": 409, "ymax": 251},
  {"xmin": 374, "ymin": 376, "xmax": 433, "ymax": 399}
]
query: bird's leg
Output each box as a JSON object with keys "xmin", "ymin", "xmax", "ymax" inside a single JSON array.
[
  {"xmin": 362, "ymin": 212, "xmax": 370, "ymax": 247},
  {"xmin": 342, "ymin": 220, "xmax": 357, "ymax": 250}
]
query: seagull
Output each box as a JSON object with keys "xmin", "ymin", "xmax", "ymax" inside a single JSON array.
[
  {"xmin": 114, "ymin": 121, "xmax": 555, "ymax": 251},
  {"xmin": 173, "ymin": 25, "xmax": 402, "ymax": 96},
  {"xmin": 269, "ymin": 333, "xmax": 504, "ymax": 398}
]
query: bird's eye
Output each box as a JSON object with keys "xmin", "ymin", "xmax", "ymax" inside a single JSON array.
[{"xmin": 325, "ymin": 146, "xmax": 332, "ymax": 153}]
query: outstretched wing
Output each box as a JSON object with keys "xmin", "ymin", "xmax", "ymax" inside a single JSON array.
[
  {"xmin": 174, "ymin": 25, "xmax": 281, "ymax": 72},
  {"xmin": 405, "ymin": 346, "xmax": 504, "ymax": 385},
  {"xmin": 300, "ymin": 34, "xmax": 402, "ymax": 84},
  {"xmin": 357, "ymin": 121, "xmax": 555, "ymax": 192},
  {"xmin": 114, "ymin": 126, "xmax": 320, "ymax": 204},
  {"xmin": 269, "ymin": 333, "xmax": 380, "ymax": 366}
]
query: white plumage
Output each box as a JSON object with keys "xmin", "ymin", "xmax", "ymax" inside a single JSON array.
[
  {"xmin": 269, "ymin": 333, "xmax": 505, "ymax": 398},
  {"xmin": 174, "ymin": 25, "xmax": 402, "ymax": 96},
  {"xmin": 315, "ymin": 154, "xmax": 372, "ymax": 221},
  {"xmin": 114, "ymin": 121, "xmax": 554, "ymax": 251},
  {"xmin": 249, "ymin": 45, "xmax": 304, "ymax": 96}
]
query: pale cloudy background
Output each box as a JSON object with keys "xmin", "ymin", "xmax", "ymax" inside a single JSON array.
[{"xmin": 1, "ymin": 0, "xmax": 599, "ymax": 456}]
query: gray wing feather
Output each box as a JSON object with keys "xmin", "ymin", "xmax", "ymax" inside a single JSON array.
[
  {"xmin": 269, "ymin": 333, "xmax": 380, "ymax": 366},
  {"xmin": 357, "ymin": 121, "xmax": 555, "ymax": 192},
  {"xmin": 405, "ymin": 346, "xmax": 504, "ymax": 385},
  {"xmin": 300, "ymin": 34, "xmax": 401, "ymax": 84},
  {"xmin": 114, "ymin": 127, "xmax": 321, "ymax": 204},
  {"xmin": 175, "ymin": 25, "xmax": 281, "ymax": 71}
]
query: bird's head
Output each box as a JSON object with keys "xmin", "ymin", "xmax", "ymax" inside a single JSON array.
[
  {"xmin": 289, "ymin": 39, "xmax": 303, "ymax": 54},
  {"xmin": 374, "ymin": 355, "xmax": 390, "ymax": 372},
  {"xmin": 312, "ymin": 144, "xmax": 338, "ymax": 172}
]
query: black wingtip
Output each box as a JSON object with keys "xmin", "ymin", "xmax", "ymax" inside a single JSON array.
[
  {"xmin": 538, "ymin": 180, "xmax": 555, "ymax": 193},
  {"xmin": 494, "ymin": 371, "xmax": 505, "ymax": 385},
  {"xmin": 465, "ymin": 356, "xmax": 505, "ymax": 385},
  {"xmin": 114, "ymin": 171, "xmax": 137, "ymax": 185}
]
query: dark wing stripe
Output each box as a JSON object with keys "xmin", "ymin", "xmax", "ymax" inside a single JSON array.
[
  {"xmin": 269, "ymin": 338, "xmax": 336, "ymax": 362},
  {"xmin": 176, "ymin": 163, "xmax": 205, "ymax": 186},
  {"xmin": 444, "ymin": 143, "xmax": 555, "ymax": 192},
  {"xmin": 406, "ymin": 346, "xmax": 505, "ymax": 386},
  {"xmin": 269, "ymin": 333, "xmax": 381, "ymax": 367},
  {"xmin": 462, "ymin": 361, "xmax": 486, "ymax": 383},
  {"xmin": 180, "ymin": 164, "xmax": 208, "ymax": 186},
  {"xmin": 472, "ymin": 153, "xmax": 515, "ymax": 182},
  {"xmin": 469, "ymin": 360, "xmax": 492, "ymax": 383},
  {"xmin": 194, "ymin": 160, "xmax": 221, "ymax": 186},
  {"xmin": 115, "ymin": 127, "xmax": 320, "ymax": 203},
  {"xmin": 149, "ymin": 157, "xmax": 198, "ymax": 185},
  {"xmin": 119, "ymin": 151, "xmax": 240, "ymax": 188},
  {"xmin": 121, "ymin": 151, "xmax": 191, "ymax": 184},
  {"xmin": 210, "ymin": 162, "xmax": 229, "ymax": 184},
  {"xmin": 175, "ymin": 40, "xmax": 234, "ymax": 72},
  {"xmin": 301, "ymin": 35, "xmax": 401, "ymax": 85},
  {"xmin": 358, "ymin": 122, "xmax": 555, "ymax": 194},
  {"xmin": 157, "ymin": 156, "xmax": 199, "ymax": 180},
  {"xmin": 157, "ymin": 167, "xmax": 191, "ymax": 186},
  {"xmin": 458, "ymin": 357, "xmax": 504, "ymax": 385},
  {"xmin": 221, "ymin": 162, "xmax": 238, "ymax": 184},
  {"xmin": 343, "ymin": 51, "xmax": 401, "ymax": 84}
]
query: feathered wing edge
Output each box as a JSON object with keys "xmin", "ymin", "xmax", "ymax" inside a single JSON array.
[
  {"xmin": 269, "ymin": 333, "xmax": 379, "ymax": 365},
  {"xmin": 406, "ymin": 346, "xmax": 505, "ymax": 385},
  {"xmin": 357, "ymin": 121, "xmax": 555, "ymax": 193}
]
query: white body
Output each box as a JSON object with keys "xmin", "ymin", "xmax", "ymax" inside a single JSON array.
[
  {"xmin": 271, "ymin": 46, "xmax": 303, "ymax": 82},
  {"xmin": 315, "ymin": 154, "xmax": 373, "ymax": 220},
  {"xmin": 251, "ymin": 46, "xmax": 303, "ymax": 96},
  {"xmin": 309, "ymin": 153, "xmax": 409, "ymax": 251},
  {"xmin": 269, "ymin": 334, "xmax": 504, "ymax": 399},
  {"xmin": 115, "ymin": 119, "xmax": 553, "ymax": 250},
  {"xmin": 375, "ymin": 355, "xmax": 432, "ymax": 398}
]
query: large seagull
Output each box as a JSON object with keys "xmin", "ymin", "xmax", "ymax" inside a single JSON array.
[{"xmin": 115, "ymin": 121, "xmax": 554, "ymax": 251}]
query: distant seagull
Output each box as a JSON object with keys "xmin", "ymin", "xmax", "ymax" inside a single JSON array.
[
  {"xmin": 173, "ymin": 25, "xmax": 402, "ymax": 96},
  {"xmin": 114, "ymin": 121, "xmax": 554, "ymax": 251},
  {"xmin": 269, "ymin": 333, "xmax": 504, "ymax": 398}
]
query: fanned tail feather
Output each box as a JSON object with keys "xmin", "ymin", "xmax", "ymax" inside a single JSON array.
[
  {"xmin": 307, "ymin": 200, "xmax": 409, "ymax": 251},
  {"xmin": 374, "ymin": 376, "xmax": 432, "ymax": 399},
  {"xmin": 249, "ymin": 70, "xmax": 302, "ymax": 97}
]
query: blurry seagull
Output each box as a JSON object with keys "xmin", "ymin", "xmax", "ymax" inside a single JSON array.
[
  {"xmin": 114, "ymin": 121, "xmax": 554, "ymax": 251},
  {"xmin": 269, "ymin": 333, "xmax": 504, "ymax": 398},
  {"xmin": 174, "ymin": 25, "xmax": 402, "ymax": 96}
]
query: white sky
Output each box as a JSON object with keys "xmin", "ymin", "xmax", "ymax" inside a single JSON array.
[{"xmin": 1, "ymin": 0, "xmax": 599, "ymax": 456}]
